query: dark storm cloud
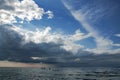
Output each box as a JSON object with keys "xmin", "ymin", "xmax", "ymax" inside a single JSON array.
[
  {"xmin": 0, "ymin": 25, "xmax": 120, "ymax": 67},
  {"xmin": 0, "ymin": 24, "xmax": 72, "ymax": 62}
]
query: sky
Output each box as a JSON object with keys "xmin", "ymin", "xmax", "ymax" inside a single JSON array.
[{"xmin": 0, "ymin": 0, "xmax": 120, "ymax": 65}]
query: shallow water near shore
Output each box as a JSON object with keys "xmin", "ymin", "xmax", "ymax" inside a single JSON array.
[{"xmin": 0, "ymin": 67, "xmax": 120, "ymax": 80}]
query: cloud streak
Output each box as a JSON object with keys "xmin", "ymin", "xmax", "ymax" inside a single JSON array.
[
  {"xmin": 62, "ymin": 0, "xmax": 120, "ymax": 54},
  {"xmin": 115, "ymin": 34, "xmax": 120, "ymax": 37}
]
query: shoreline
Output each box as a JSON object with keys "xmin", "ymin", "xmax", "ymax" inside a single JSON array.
[{"xmin": 0, "ymin": 61, "xmax": 54, "ymax": 67}]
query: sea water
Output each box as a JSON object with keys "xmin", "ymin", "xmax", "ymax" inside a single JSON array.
[{"xmin": 0, "ymin": 67, "xmax": 120, "ymax": 80}]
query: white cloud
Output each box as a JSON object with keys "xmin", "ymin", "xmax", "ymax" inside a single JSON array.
[
  {"xmin": 112, "ymin": 44, "xmax": 120, "ymax": 47},
  {"xmin": 0, "ymin": 0, "xmax": 89, "ymax": 55},
  {"xmin": 31, "ymin": 57, "xmax": 47, "ymax": 60},
  {"xmin": 45, "ymin": 10, "xmax": 54, "ymax": 19},
  {"xmin": 86, "ymin": 48, "xmax": 120, "ymax": 54},
  {"xmin": 10, "ymin": 25, "xmax": 89, "ymax": 54},
  {"xmin": 0, "ymin": 10, "xmax": 16, "ymax": 24},
  {"xmin": 62, "ymin": 40, "xmax": 84, "ymax": 54},
  {"xmin": 1, "ymin": 0, "xmax": 119, "ymax": 55},
  {"xmin": 115, "ymin": 34, "xmax": 120, "ymax": 37},
  {"xmin": 68, "ymin": 0, "xmax": 117, "ymax": 23},
  {"xmin": 0, "ymin": 0, "xmax": 53, "ymax": 24},
  {"xmin": 74, "ymin": 58, "xmax": 80, "ymax": 62},
  {"xmin": 0, "ymin": 0, "xmax": 91, "ymax": 55},
  {"xmin": 70, "ymin": 29, "xmax": 91, "ymax": 41},
  {"xmin": 62, "ymin": 1, "xmax": 120, "ymax": 54},
  {"xmin": 70, "ymin": 10, "xmax": 113, "ymax": 52}
]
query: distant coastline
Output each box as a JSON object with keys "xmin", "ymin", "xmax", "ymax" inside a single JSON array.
[{"xmin": 0, "ymin": 61, "xmax": 54, "ymax": 67}]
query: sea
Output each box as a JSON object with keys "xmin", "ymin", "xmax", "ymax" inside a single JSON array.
[{"xmin": 0, "ymin": 67, "xmax": 120, "ymax": 80}]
